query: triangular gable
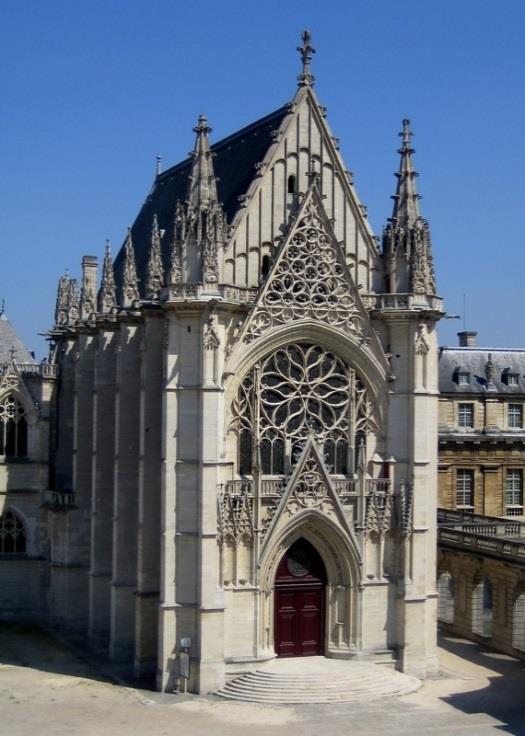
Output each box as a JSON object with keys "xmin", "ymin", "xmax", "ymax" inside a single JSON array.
[
  {"xmin": 225, "ymin": 86, "xmax": 377, "ymax": 256},
  {"xmin": 260, "ymin": 436, "xmax": 361, "ymax": 563},
  {"xmin": 0, "ymin": 363, "xmax": 38, "ymax": 419},
  {"xmin": 239, "ymin": 179, "xmax": 373, "ymax": 345}
]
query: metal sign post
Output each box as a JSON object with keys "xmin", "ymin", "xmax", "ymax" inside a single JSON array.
[{"xmin": 179, "ymin": 637, "xmax": 191, "ymax": 693}]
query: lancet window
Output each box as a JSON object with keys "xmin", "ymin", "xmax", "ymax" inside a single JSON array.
[
  {"xmin": 0, "ymin": 395, "xmax": 28, "ymax": 458},
  {"xmin": 0, "ymin": 510, "xmax": 26, "ymax": 554},
  {"xmin": 231, "ymin": 343, "xmax": 376, "ymax": 476}
]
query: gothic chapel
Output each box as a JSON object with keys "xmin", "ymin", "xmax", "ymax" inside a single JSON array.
[{"xmin": 47, "ymin": 33, "xmax": 442, "ymax": 692}]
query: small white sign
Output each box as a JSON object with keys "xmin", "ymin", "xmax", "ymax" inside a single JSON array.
[{"xmin": 180, "ymin": 637, "xmax": 191, "ymax": 649}]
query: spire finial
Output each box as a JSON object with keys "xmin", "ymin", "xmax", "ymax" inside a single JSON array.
[
  {"xmin": 400, "ymin": 118, "xmax": 413, "ymax": 149},
  {"xmin": 146, "ymin": 213, "xmax": 164, "ymax": 300},
  {"xmin": 297, "ymin": 29, "xmax": 315, "ymax": 87},
  {"xmin": 99, "ymin": 239, "xmax": 116, "ymax": 313},
  {"xmin": 194, "ymin": 113, "xmax": 210, "ymax": 135},
  {"xmin": 0, "ymin": 299, "xmax": 5, "ymax": 317},
  {"xmin": 187, "ymin": 113, "xmax": 218, "ymax": 209},
  {"xmin": 391, "ymin": 117, "xmax": 420, "ymax": 224},
  {"xmin": 156, "ymin": 154, "xmax": 162, "ymax": 177},
  {"xmin": 122, "ymin": 227, "xmax": 140, "ymax": 307}
]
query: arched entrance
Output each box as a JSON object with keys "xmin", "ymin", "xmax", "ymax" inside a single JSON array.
[{"xmin": 274, "ymin": 538, "xmax": 327, "ymax": 657}]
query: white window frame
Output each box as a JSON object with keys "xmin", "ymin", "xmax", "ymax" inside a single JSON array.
[
  {"xmin": 457, "ymin": 469, "xmax": 474, "ymax": 508},
  {"xmin": 508, "ymin": 403, "xmax": 523, "ymax": 429},
  {"xmin": 458, "ymin": 403, "xmax": 474, "ymax": 429},
  {"xmin": 505, "ymin": 469, "xmax": 523, "ymax": 510}
]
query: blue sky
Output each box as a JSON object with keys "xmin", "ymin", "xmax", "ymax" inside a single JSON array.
[{"xmin": 1, "ymin": 0, "xmax": 524, "ymax": 358}]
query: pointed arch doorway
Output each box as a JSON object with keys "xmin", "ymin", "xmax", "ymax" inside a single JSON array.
[{"xmin": 274, "ymin": 538, "xmax": 327, "ymax": 657}]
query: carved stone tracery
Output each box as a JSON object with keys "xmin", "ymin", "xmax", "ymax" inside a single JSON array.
[
  {"xmin": 231, "ymin": 343, "xmax": 378, "ymax": 476},
  {"xmin": 243, "ymin": 194, "xmax": 366, "ymax": 342}
]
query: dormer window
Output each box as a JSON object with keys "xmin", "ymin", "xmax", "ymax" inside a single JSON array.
[
  {"xmin": 457, "ymin": 371, "xmax": 470, "ymax": 386},
  {"xmin": 502, "ymin": 369, "xmax": 519, "ymax": 386}
]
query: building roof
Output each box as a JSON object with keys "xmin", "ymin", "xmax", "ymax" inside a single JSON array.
[
  {"xmin": 0, "ymin": 311, "xmax": 34, "ymax": 365},
  {"xmin": 113, "ymin": 104, "xmax": 290, "ymax": 296},
  {"xmin": 439, "ymin": 347, "xmax": 525, "ymax": 394}
]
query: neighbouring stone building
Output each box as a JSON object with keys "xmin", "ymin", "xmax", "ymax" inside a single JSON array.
[
  {"xmin": 0, "ymin": 309, "xmax": 57, "ymax": 620},
  {"xmin": 2, "ymin": 34, "xmax": 443, "ymax": 693},
  {"xmin": 437, "ymin": 508, "xmax": 525, "ymax": 661},
  {"xmin": 438, "ymin": 333, "xmax": 525, "ymax": 518}
]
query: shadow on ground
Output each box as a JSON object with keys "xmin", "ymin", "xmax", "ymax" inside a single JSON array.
[
  {"xmin": 0, "ymin": 622, "xmax": 155, "ymax": 691},
  {"xmin": 438, "ymin": 633, "xmax": 525, "ymax": 736}
]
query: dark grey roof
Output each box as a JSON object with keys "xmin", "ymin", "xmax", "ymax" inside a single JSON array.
[
  {"xmin": 0, "ymin": 313, "xmax": 34, "ymax": 365},
  {"xmin": 439, "ymin": 347, "xmax": 525, "ymax": 394},
  {"xmin": 113, "ymin": 104, "xmax": 290, "ymax": 296}
]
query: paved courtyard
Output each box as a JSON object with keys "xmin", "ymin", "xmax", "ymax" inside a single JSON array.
[{"xmin": 1, "ymin": 624, "xmax": 524, "ymax": 736}]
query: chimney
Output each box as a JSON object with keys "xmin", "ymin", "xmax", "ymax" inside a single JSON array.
[{"xmin": 457, "ymin": 331, "xmax": 477, "ymax": 348}]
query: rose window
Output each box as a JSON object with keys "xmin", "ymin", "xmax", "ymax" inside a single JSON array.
[{"xmin": 232, "ymin": 343, "xmax": 376, "ymax": 475}]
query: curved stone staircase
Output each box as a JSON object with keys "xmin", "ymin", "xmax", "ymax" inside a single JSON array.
[{"xmin": 216, "ymin": 657, "xmax": 421, "ymax": 704}]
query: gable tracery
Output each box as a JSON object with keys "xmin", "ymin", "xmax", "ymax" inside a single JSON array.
[{"xmin": 242, "ymin": 191, "xmax": 368, "ymax": 344}]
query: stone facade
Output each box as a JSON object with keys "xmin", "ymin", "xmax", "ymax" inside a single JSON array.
[
  {"xmin": 438, "ymin": 335, "xmax": 525, "ymax": 517},
  {"xmin": 5, "ymin": 35, "xmax": 442, "ymax": 693}
]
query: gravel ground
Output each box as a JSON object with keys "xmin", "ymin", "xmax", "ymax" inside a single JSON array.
[{"xmin": 1, "ymin": 624, "xmax": 524, "ymax": 736}]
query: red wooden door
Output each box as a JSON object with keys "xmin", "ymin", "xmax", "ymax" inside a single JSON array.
[
  {"xmin": 274, "ymin": 539, "xmax": 326, "ymax": 657},
  {"xmin": 275, "ymin": 585, "xmax": 324, "ymax": 656}
]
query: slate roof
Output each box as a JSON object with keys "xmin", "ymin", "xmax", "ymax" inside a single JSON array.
[
  {"xmin": 0, "ymin": 313, "xmax": 34, "ymax": 365},
  {"xmin": 113, "ymin": 104, "xmax": 290, "ymax": 296},
  {"xmin": 439, "ymin": 347, "xmax": 525, "ymax": 394}
]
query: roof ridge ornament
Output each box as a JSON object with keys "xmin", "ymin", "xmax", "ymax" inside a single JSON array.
[{"xmin": 297, "ymin": 29, "xmax": 315, "ymax": 87}]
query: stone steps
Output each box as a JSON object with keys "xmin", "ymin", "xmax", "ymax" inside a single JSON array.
[{"xmin": 216, "ymin": 662, "xmax": 421, "ymax": 704}]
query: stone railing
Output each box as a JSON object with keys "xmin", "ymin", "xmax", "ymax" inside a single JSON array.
[
  {"xmin": 222, "ymin": 476, "xmax": 387, "ymax": 499},
  {"xmin": 438, "ymin": 507, "xmax": 525, "ymax": 537},
  {"xmin": 363, "ymin": 293, "xmax": 444, "ymax": 313},
  {"xmin": 505, "ymin": 506, "xmax": 524, "ymax": 517},
  {"xmin": 438, "ymin": 527, "xmax": 525, "ymax": 564},
  {"xmin": 42, "ymin": 490, "xmax": 77, "ymax": 512},
  {"xmin": 0, "ymin": 363, "xmax": 58, "ymax": 378},
  {"xmin": 165, "ymin": 284, "xmax": 257, "ymax": 304},
  {"xmin": 367, "ymin": 478, "xmax": 390, "ymax": 494},
  {"xmin": 333, "ymin": 479, "xmax": 357, "ymax": 496}
]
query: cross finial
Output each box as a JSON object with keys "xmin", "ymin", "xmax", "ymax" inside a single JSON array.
[
  {"xmin": 297, "ymin": 29, "xmax": 315, "ymax": 87},
  {"xmin": 0, "ymin": 299, "xmax": 4, "ymax": 316}
]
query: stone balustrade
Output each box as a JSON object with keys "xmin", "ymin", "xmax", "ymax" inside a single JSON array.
[{"xmin": 43, "ymin": 490, "xmax": 77, "ymax": 511}]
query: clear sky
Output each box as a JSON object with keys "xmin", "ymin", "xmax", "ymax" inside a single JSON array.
[{"xmin": 1, "ymin": 0, "xmax": 524, "ymax": 358}]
